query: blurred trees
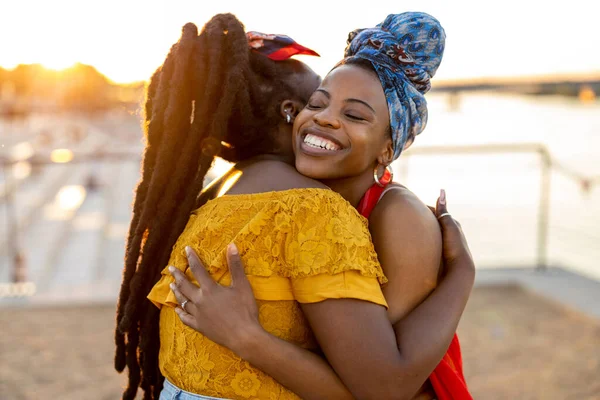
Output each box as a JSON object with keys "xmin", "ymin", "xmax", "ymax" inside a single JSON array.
[
  {"xmin": 60, "ymin": 63, "xmax": 112, "ymax": 111},
  {"xmin": 0, "ymin": 63, "xmax": 145, "ymax": 115}
]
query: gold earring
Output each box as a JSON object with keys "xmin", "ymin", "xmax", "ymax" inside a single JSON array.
[{"xmin": 373, "ymin": 164, "xmax": 393, "ymax": 187}]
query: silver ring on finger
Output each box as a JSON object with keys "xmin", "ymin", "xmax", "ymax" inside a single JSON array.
[
  {"xmin": 181, "ymin": 300, "xmax": 189, "ymax": 312},
  {"xmin": 437, "ymin": 212, "xmax": 452, "ymax": 220}
]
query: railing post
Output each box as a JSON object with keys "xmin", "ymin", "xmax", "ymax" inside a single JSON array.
[
  {"xmin": 537, "ymin": 149, "xmax": 551, "ymax": 271},
  {"xmin": 2, "ymin": 160, "xmax": 26, "ymax": 283}
]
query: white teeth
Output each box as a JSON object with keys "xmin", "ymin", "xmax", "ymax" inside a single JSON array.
[{"xmin": 303, "ymin": 134, "xmax": 340, "ymax": 151}]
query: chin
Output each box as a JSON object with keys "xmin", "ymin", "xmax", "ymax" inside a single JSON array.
[{"xmin": 295, "ymin": 157, "xmax": 339, "ymax": 181}]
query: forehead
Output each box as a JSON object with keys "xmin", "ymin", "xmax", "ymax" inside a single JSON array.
[{"xmin": 321, "ymin": 64, "xmax": 386, "ymax": 107}]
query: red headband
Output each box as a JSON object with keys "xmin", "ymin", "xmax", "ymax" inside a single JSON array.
[{"xmin": 246, "ymin": 31, "xmax": 319, "ymax": 61}]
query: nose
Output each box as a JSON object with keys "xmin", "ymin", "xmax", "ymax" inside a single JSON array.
[{"xmin": 313, "ymin": 108, "xmax": 340, "ymax": 129}]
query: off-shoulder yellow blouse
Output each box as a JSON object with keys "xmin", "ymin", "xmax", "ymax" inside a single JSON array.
[{"xmin": 148, "ymin": 188, "xmax": 387, "ymax": 399}]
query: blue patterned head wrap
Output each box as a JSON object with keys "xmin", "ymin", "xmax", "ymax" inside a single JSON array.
[{"xmin": 344, "ymin": 12, "xmax": 446, "ymax": 160}]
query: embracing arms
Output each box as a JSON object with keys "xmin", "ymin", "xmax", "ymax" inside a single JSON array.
[
  {"xmin": 171, "ymin": 244, "xmax": 354, "ymax": 399},
  {"xmin": 170, "ymin": 194, "xmax": 474, "ymax": 399},
  {"xmin": 299, "ymin": 192, "xmax": 474, "ymax": 399}
]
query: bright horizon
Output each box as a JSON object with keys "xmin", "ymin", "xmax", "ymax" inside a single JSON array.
[{"xmin": 2, "ymin": 0, "xmax": 599, "ymax": 84}]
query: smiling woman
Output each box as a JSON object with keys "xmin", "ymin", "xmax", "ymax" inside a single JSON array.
[{"xmin": 294, "ymin": 63, "xmax": 392, "ymax": 182}]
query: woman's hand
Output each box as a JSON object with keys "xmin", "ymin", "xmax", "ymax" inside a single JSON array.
[
  {"xmin": 431, "ymin": 189, "xmax": 475, "ymax": 279},
  {"xmin": 170, "ymin": 245, "xmax": 358, "ymax": 400},
  {"xmin": 168, "ymin": 244, "xmax": 264, "ymax": 353}
]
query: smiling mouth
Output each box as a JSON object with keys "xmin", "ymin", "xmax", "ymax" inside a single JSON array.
[{"xmin": 302, "ymin": 133, "xmax": 342, "ymax": 151}]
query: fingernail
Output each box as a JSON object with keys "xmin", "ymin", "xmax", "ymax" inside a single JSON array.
[
  {"xmin": 168, "ymin": 266, "xmax": 175, "ymax": 274},
  {"xmin": 228, "ymin": 243, "xmax": 238, "ymax": 255},
  {"xmin": 185, "ymin": 246, "xmax": 191, "ymax": 257},
  {"xmin": 169, "ymin": 282, "xmax": 176, "ymax": 290},
  {"xmin": 440, "ymin": 189, "xmax": 446, "ymax": 205}
]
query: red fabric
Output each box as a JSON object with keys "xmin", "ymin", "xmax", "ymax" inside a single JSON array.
[
  {"xmin": 267, "ymin": 44, "xmax": 319, "ymax": 61},
  {"xmin": 356, "ymin": 182, "xmax": 472, "ymax": 400},
  {"xmin": 428, "ymin": 335, "xmax": 471, "ymax": 400},
  {"xmin": 246, "ymin": 31, "xmax": 319, "ymax": 61},
  {"xmin": 356, "ymin": 183, "xmax": 386, "ymax": 218}
]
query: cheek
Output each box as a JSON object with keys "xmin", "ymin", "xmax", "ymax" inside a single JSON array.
[
  {"xmin": 292, "ymin": 110, "xmax": 313, "ymax": 145},
  {"xmin": 349, "ymin": 127, "xmax": 380, "ymax": 162},
  {"xmin": 294, "ymin": 109, "xmax": 311, "ymax": 130},
  {"xmin": 360, "ymin": 124, "xmax": 391, "ymax": 158}
]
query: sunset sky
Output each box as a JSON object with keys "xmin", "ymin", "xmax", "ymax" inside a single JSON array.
[{"xmin": 1, "ymin": 0, "xmax": 599, "ymax": 83}]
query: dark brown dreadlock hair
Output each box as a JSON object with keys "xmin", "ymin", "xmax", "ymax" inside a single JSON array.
[{"xmin": 114, "ymin": 13, "xmax": 316, "ymax": 400}]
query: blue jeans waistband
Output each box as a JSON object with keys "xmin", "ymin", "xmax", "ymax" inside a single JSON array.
[{"xmin": 159, "ymin": 378, "xmax": 228, "ymax": 400}]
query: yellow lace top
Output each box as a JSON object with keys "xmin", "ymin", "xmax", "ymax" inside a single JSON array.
[{"xmin": 148, "ymin": 188, "xmax": 388, "ymax": 399}]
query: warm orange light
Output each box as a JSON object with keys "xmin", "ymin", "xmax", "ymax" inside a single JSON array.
[
  {"xmin": 12, "ymin": 161, "xmax": 32, "ymax": 180},
  {"xmin": 41, "ymin": 60, "xmax": 77, "ymax": 71},
  {"xmin": 56, "ymin": 185, "xmax": 86, "ymax": 211},
  {"xmin": 579, "ymin": 85, "xmax": 596, "ymax": 104},
  {"xmin": 51, "ymin": 149, "xmax": 74, "ymax": 163},
  {"xmin": 217, "ymin": 170, "xmax": 243, "ymax": 198},
  {"xmin": 10, "ymin": 142, "xmax": 34, "ymax": 161}
]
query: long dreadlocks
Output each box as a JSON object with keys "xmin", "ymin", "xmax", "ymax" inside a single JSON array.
[{"xmin": 114, "ymin": 13, "xmax": 315, "ymax": 400}]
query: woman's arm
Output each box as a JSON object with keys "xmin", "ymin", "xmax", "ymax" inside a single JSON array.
[
  {"xmin": 301, "ymin": 193, "xmax": 474, "ymax": 399},
  {"xmin": 355, "ymin": 188, "xmax": 473, "ymax": 396},
  {"xmin": 384, "ymin": 190, "xmax": 475, "ymax": 376},
  {"xmin": 170, "ymin": 246, "xmax": 354, "ymax": 400},
  {"xmin": 170, "ymin": 195, "xmax": 474, "ymax": 399},
  {"xmin": 371, "ymin": 187, "xmax": 443, "ymax": 325}
]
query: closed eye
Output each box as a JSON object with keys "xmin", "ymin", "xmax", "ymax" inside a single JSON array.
[{"xmin": 346, "ymin": 114, "xmax": 366, "ymax": 121}]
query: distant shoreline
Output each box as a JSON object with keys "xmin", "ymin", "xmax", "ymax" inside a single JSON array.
[{"xmin": 432, "ymin": 74, "xmax": 600, "ymax": 99}]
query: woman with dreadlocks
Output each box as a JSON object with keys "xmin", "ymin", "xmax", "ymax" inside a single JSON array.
[
  {"xmin": 117, "ymin": 12, "xmax": 473, "ymax": 400},
  {"xmin": 114, "ymin": 14, "xmax": 321, "ymax": 399}
]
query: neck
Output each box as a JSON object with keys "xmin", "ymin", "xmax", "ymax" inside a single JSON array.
[
  {"xmin": 240, "ymin": 153, "xmax": 295, "ymax": 167},
  {"xmin": 321, "ymin": 170, "xmax": 375, "ymax": 208}
]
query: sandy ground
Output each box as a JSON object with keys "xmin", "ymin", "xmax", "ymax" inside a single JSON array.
[{"xmin": 1, "ymin": 284, "xmax": 599, "ymax": 400}]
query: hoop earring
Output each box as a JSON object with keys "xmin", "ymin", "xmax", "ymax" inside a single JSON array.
[{"xmin": 374, "ymin": 164, "xmax": 393, "ymax": 187}]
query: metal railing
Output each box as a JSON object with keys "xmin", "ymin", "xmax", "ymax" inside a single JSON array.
[
  {"xmin": 400, "ymin": 143, "xmax": 600, "ymax": 270},
  {"xmin": 0, "ymin": 152, "xmax": 141, "ymax": 294},
  {"xmin": 1, "ymin": 144, "xmax": 599, "ymax": 292}
]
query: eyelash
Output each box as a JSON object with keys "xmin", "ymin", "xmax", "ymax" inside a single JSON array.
[
  {"xmin": 306, "ymin": 103, "xmax": 366, "ymax": 122},
  {"xmin": 346, "ymin": 114, "xmax": 365, "ymax": 121}
]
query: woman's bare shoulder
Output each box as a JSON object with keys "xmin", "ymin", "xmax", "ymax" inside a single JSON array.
[
  {"xmin": 368, "ymin": 185, "xmax": 442, "ymax": 322},
  {"xmin": 371, "ymin": 185, "xmax": 437, "ymax": 228}
]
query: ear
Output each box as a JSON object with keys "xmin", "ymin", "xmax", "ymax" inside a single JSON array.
[
  {"xmin": 377, "ymin": 137, "xmax": 394, "ymax": 166},
  {"xmin": 279, "ymin": 99, "xmax": 305, "ymax": 121}
]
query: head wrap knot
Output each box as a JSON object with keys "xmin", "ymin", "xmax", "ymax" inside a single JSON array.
[{"xmin": 345, "ymin": 12, "xmax": 446, "ymax": 159}]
